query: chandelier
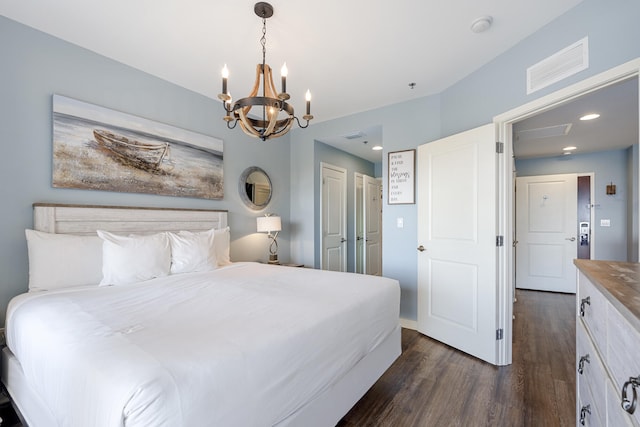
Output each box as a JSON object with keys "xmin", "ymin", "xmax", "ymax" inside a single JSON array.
[{"xmin": 218, "ymin": 2, "xmax": 313, "ymax": 141}]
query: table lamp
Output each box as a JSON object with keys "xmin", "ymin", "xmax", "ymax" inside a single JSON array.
[{"xmin": 257, "ymin": 214, "xmax": 282, "ymax": 264}]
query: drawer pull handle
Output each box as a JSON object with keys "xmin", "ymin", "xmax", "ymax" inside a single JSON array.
[
  {"xmin": 621, "ymin": 376, "xmax": 640, "ymax": 414},
  {"xmin": 580, "ymin": 296, "xmax": 591, "ymax": 317},
  {"xmin": 579, "ymin": 404, "xmax": 591, "ymax": 425},
  {"xmin": 578, "ymin": 354, "xmax": 590, "ymax": 374}
]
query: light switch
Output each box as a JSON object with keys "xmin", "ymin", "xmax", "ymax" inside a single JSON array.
[
  {"xmin": 397, "ymin": 217, "xmax": 404, "ymax": 228},
  {"xmin": 600, "ymin": 219, "xmax": 611, "ymax": 227}
]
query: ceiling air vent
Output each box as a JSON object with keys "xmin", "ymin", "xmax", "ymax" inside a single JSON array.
[
  {"xmin": 527, "ymin": 37, "xmax": 589, "ymax": 94},
  {"xmin": 515, "ymin": 123, "xmax": 573, "ymax": 141},
  {"xmin": 343, "ymin": 131, "xmax": 365, "ymax": 140}
]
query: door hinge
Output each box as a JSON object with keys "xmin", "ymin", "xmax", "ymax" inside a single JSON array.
[
  {"xmin": 496, "ymin": 328, "xmax": 503, "ymax": 340},
  {"xmin": 496, "ymin": 235, "xmax": 504, "ymax": 247},
  {"xmin": 496, "ymin": 141, "xmax": 504, "ymax": 154}
]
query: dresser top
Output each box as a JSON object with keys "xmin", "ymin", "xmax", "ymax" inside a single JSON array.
[{"xmin": 574, "ymin": 259, "xmax": 640, "ymax": 330}]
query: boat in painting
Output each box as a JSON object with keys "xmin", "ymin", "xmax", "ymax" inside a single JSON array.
[{"xmin": 93, "ymin": 129, "xmax": 170, "ymax": 172}]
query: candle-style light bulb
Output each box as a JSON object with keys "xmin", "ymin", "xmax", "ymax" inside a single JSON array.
[
  {"xmin": 225, "ymin": 93, "xmax": 232, "ymax": 110},
  {"xmin": 280, "ymin": 63, "xmax": 288, "ymax": 94},
  {"xmin": 305, "ymin": 90, "xmax": 311, "ymax": 115},
  {"xmin": 221, "ymin": 64, "xmax": 229, "ymax": 95}
]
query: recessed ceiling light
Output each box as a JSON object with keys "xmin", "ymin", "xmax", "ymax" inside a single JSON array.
[
  {"xmin": 580, "ymin": 113, "xmax": 600, "ymax": 121},
  {"xmin": 372, "ymin": 145, "xmax": 383, "ymax": 151},
  {"xmin": 563, "ymin": 146, "xmax": 577, "ymax": 151}
]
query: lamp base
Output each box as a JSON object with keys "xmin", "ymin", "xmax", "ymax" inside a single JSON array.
[{"xmin": 268, "ymin": 254, "xmax": 280, "ymax": 264}]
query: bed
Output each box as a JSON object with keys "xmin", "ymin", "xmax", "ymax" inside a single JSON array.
[{"xmin": 2, "ymin": 203, "xmax": 401, "ymax": 427}]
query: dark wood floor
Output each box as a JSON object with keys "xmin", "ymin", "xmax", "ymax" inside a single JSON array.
[{"xmin": 337, "ymin": 289, "xmax": 576, "ymax": 427}]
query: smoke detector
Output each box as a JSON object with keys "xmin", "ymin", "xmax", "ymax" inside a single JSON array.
[{"xmin": 471, "ymin": 16, "xmax": 493, "ymax": 33}]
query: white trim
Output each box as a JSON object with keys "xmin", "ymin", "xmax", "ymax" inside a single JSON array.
[
  {"xmin": 577, "ymin": 172, "xmax": 596, "ymax": 260},
  {"xmin": 494, "ymin": 57, "xmax": 640, "ymax": 366},
  {"xmin": 354, "ymin": 172, "xmax": 364, "ymax": 274},
  {"xmin": 400, "ymin": 318, "xmax": 417, "ymax": 330}
]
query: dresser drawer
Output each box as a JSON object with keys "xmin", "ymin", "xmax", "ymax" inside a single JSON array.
[
  {"xmin": 576, "ymin": 320, "xmax": 607, "ymax": 426},
  {"xmin": 578, "ymin": 378, "xmax": 604, "ymax": 427},
  {"xmin": 607, "ymin": 378, "xmax": 638, "ymax": 427},
  {"xmin": 577, "ymin": 322, "xmax": 606, "ymax": 410},
  {"xmin": 578, "ymin": 271, "xmax": 608, "ymax": 354},
  {"xmin": 607, "ymin": 306, "xmax": 640, "ymax": 426}
]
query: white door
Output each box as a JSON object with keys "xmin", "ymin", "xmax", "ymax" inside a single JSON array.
[
  {"xmin": 417, "ymin": 123, "xmax": 498, "ymax": 365},
  {"xmin": 321, "ymin": 163, "xmax": 347, "ymax": 271},
  {"xmin": 515, "ymin": 174, "xmax": 577, "ymax": 293},
  {"xmin": 364, "ymin": 175, "xmax": 382, "ymax": 276}
]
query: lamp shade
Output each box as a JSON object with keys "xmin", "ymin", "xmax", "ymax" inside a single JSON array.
[{"xmin": 257, "ymin": 215, "xmax": 281, "ymax": 233}]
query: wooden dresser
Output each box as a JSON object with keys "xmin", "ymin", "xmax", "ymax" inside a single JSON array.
[{"xmin": 575, "ymin": 260, "xmax": 640, "ymax": 426}]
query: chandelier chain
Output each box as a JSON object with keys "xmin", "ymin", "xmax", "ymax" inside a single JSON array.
[
  {"xmin": 260, "ymin": 16, "xmax": 267, "ymax": 127},
  {"xmin": 260, "ymin": 17, "xmax": 267, "ymax": 66}
]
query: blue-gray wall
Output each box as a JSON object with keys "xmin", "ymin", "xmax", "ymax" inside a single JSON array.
[
  {"xmin": 0, "ymin": 16, "xmax": 292, "ymax": 324},
  {"xmin": 516, "ymin": 149, "xmax": 630, "ymax": 261},
  {"xmin": 290, "ymin": 96, "xmax": 442, "ymax": 320},
  {"xmin": 290, "ymin": 0, "xmax": 640, "ymax": 321}
]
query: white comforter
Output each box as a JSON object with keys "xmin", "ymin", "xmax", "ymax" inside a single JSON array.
[{"xmin": 6, "ymin": 262, "xmax": 400, "ymax": 427}]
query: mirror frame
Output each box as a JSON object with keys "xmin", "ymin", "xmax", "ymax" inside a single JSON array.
[{"xmin": 238, "ymin": 166, "xmax": 273, "ymax": 210}]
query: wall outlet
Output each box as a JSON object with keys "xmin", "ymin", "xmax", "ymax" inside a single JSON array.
[{"xmin": 397, "ymin": 217, "xmax": 404, "ymax": 228}]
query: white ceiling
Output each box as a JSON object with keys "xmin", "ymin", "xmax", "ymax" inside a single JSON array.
[
  {"xmin": 513, "ymin": 78, "xmax": 639, "ymax": 159},
  {"xmin": 1, "ymin": 0, "xmax": 586, "ymax": 162}
]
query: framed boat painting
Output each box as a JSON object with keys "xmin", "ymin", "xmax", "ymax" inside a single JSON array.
[
  {"xmin": 52, "ymin": 94, "xmax": 224, "ymax": 200},
  {"xmin": 388, "ymin": 149, "xmax": 415, "ymax": 204}
]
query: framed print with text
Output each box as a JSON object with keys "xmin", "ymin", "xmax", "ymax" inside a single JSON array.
[{"xmin": 388, "ymin": 149, "xmax": 415, "ymax": 204}]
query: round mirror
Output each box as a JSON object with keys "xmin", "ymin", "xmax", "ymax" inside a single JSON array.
[{"xmin": 239, "ymin": 166, "xmax": 273, "ymax": 210}]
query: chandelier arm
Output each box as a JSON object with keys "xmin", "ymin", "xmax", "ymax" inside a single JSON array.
[
  {"xmin": 269, "ymin": 118, "xmax": 294, "ymax": 138},
  {"xmin": 294, "ymin": 116, "xmax": 311, "ymax": 129},
  {"xmin": 226, "ymin": 119, "xmax": 239, "ymax": 130},
  {"xmin": 263, "ymin": 112, "xmax": 278, "ymax": 137},
  {"xmin": 263, "ymin": 64, "xmax": 278, "ymax": 99},
  {"xmin": 238, "ymin": 64, "xmax": 264, "ymax": 120},
  {"xmin": 238, "ymin": 108, "xmax": 263, "ymax": 138},
  {"xmin": 263, "ymin": 102, "xmax": 280, "ymax": 136}
]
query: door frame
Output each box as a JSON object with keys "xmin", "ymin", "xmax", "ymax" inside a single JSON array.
[
  {"xmin": 578, "ymin": 172, "xmax": 596, "ymax": 260},
  {"xmin": 354, "ymin": 172, "xmax": 364, "ymax": 274},
  {"xmin": 494, "ymin": 58, "xmax": 640, "ymax": 365}
]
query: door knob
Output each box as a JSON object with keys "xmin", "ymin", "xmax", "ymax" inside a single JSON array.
[
  {"xmin": 340, "ymin": 238, "xmax": 347, "ymax": 243},
  {"xmin": 417, "ymin": 245, "xmax": 425, "ymax": 252}
]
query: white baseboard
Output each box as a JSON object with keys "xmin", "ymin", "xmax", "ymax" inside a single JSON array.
[{"xmin": 399, "ymin": 318, "xmax": 417, "ymax": 330}]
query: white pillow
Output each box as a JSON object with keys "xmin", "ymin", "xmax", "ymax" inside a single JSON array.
[
  {"xmin": 214, "ymin": 227, "xmax": 232, "ymax": 266},
  {"xmin": 97, "ymin": 231, "xmax": 171, "ymax": 286},
  {"xmin": 25, "ymin": 229, "xmax": 103, "ymax": 291},
  {"xmin": 168, "ymin": 229, "xmax": 217, "ymax": 274}
]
